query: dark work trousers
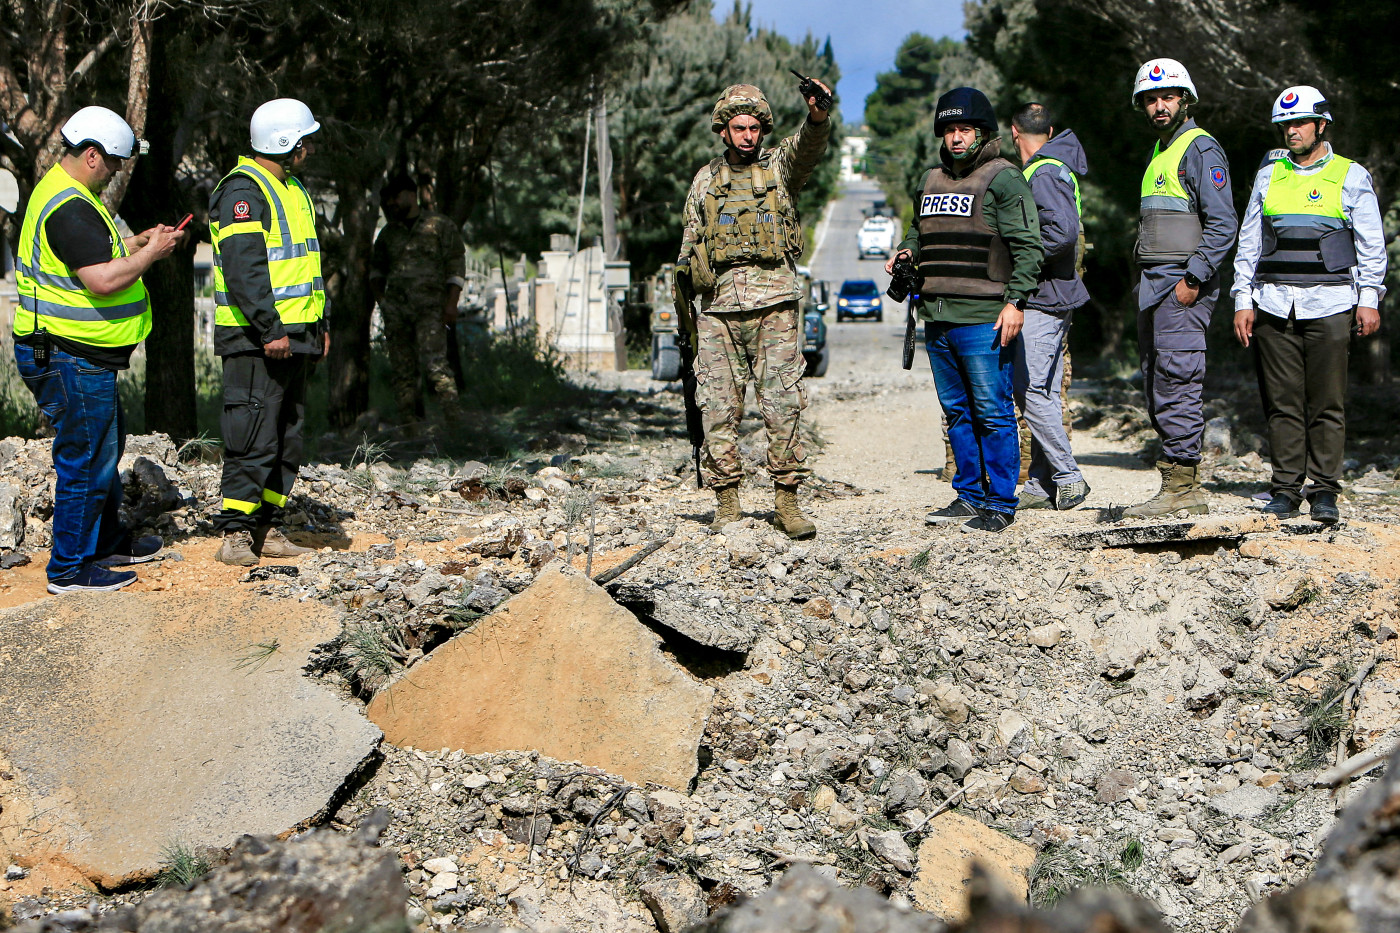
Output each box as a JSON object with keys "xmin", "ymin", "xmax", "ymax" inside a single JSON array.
[
  {"xmin": 1252, "ymin": 308, "xmax": 1352, "ymax": 500},
  {"xmin": 1137, "ymin": 281, "xmax": 1217, "ymax": 463},
  {"xmin": 215, "ymin": 353, "xmax": 308, "ymax": 533}
]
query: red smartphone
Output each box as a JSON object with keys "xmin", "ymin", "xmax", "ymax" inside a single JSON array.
[{"xmin": 175, "ymin": 213, "xmax": 193, "ymax": 232}]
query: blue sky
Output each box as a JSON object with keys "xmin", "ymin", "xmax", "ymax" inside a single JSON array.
[{"xmin": 715, "ymin": 0, "xmax": 967, "ymax": 126}]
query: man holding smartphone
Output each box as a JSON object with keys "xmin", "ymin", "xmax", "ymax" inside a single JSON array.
[
  {"xmin": 209, "ymin": 98, "xmax": 327, "ymax": 566},
  {"xmin": 13, "ymin": 106, "xmax": 184, "ymax": 592},
  {"xmin": 1232, "ymin": 86, "xmax": 1386, "ymax": 525}
]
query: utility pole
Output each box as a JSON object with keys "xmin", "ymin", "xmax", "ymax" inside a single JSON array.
[{"xmin": 594, "ymin": 95, "xmax": 619, "ymax": 261}]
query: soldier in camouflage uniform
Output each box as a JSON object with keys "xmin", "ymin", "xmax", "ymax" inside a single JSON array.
[
  {"xmin": 370, "ymin": 173, "xmax": 467, "ymax": 426},
  {"xmin": 678, "ymin": 80, "xmax": 831, "ymax": 539}
]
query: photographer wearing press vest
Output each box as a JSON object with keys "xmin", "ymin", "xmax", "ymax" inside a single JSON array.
[
  {"xmin": 1232, "ymin": 86, "xmax": 1386, "ymax": 525},
  {"xmin": 1127, "ymin": 59, "xmax": 1237, "ymax": 518},
  {"xmin": 1010, "ymin": 102, "xmax": 1090, "ymax": 512},
  {"xmin": 13, "ymin": 107, "xmax": 185, "ymax": 593},
  {"xmin": 209, "ymin": 99, "xmax": 327, "ymax": 566},
  {"xmin": 887, "ymin": 87, "xmax": 1043, "ymax": 533}
]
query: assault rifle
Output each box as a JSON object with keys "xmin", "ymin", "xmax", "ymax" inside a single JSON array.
[
  {"xmin": 672, "ymin": 264, "xmax": 707, "ymax": 487},
  {"xmin": 789, "ymin": 69, "xmax": 833, "ymax": 112}
]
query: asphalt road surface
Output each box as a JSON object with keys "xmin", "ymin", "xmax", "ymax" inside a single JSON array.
[{"xmin": 807, "ymin": 178, "xmax": 918, "ymax": 382}]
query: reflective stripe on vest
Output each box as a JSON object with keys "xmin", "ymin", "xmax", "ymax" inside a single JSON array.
[
  {"xmin": 1258, "ymin": 154, "xmax": 1353, "ymax": 285},
  {"xmin": 1023, "ymin": 157, "xmax": 1082, "ymax": 217},
  {"xmin": 13, "ymin": 163, "xmax": 151, "ymax": 347},
  {"xmin": 210, "ymin": 156, "xmax": 325, "ymax": 328}
]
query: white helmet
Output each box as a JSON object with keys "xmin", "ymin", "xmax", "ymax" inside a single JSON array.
[
  {"xmin": 61, "ymin": 106, "xmax": 139, "ymax": 159},
  {"xmin": 1272, "ymin": 85, "xmax": 1332, "ymax": 124},
  {"xmin": 1132, "ymin": 58, "xmax": 1197, "ymax": 108},
  {"xmin": 249, "ymin": 98, "xmax": 320, "ymax": 155}
]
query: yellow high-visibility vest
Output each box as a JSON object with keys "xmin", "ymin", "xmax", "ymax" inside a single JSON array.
[
  {"xmin": 13, "ymin": 163, "xmax": 151, "ymax": 347},
  {"xmin": 210, "ymin": 156, "xmax": 325, "ymax": 328}
]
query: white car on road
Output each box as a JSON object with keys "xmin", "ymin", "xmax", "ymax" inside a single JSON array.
[{"xmin": 857, "ymin": 215, "xmax": 896, "ymax": 259}]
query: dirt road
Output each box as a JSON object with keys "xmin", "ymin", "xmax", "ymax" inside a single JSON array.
[{"xmin": 806, "ymin": 180, "xmax": 1166, "ymax": 527}]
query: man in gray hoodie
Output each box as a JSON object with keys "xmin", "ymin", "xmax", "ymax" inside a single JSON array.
[{"xmin": 1010, "ymin": 103, "xmax": 1090, "ymax": 511}]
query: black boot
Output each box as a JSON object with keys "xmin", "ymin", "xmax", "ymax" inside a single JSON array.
[
  {"xmin": 1309, "ymin": 491, "xmax": 1340, "ymax": 525},
  {"xmin": 1262, "ymin": 493, "xmax": 1300, "ymax": 518}
]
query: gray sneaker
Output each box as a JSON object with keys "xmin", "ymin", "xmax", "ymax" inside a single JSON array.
[
  {"xmin": 1017, "ymin": 490, "xmax": 1054, "ymax": 510},
  {"xmin": 1056, "ymin": 480, "xmax": 1091, "ymax": 511},
  {"xmin": 216, "ymin": 530, "xmax": 259, "ymax": 567}
]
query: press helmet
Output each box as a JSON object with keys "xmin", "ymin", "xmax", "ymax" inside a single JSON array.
[
  {"xmin": 1272, "ymin": 85, "xmax": 1332, "ymax": 124},
  {"xmin": 1132, "ymin": 58, "xmax": 1197, "ymax": 108},
  {"xmin": 250, "ymin": 98, "xmax": 320, "ymax": 155},
  {"xmin": 61, "ymin": 106, "xmax": 139, "ymax": 159},
  {"xmin": 711, "ymin": 85, "xmax": 774, "ymax": 135}
]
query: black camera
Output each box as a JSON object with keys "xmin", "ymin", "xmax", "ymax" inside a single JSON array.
[{"xmin": 886, "ymin": 253, "xmax": 921, "ymax": 303}]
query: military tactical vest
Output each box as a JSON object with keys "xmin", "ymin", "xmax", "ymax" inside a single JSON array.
[
  {"xmin": 700, "ymin": 152, "xmax": 803, "ymax": 270},
  {"xmin": 14, "ymin": 163, "xmax": 151, "ymax": 348},
  {"xmin": 1137, "ymin": 127, "xmax": 1210, "ymax": 265},
  {"xmin": 915, "ymin": 157, "xmax": 1015, "ymax": 299},
  {"xmin": 1258, "ymin": 153, "xmax": 1355, "ymax": 285}
]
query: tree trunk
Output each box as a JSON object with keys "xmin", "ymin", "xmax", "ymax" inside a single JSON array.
[
  {"xmin": 121, "ymin": 11, "xmax": 197, "ymax": 440},
  {"xmin": 326, "ymin": 176, "xmax": 377, "ymax": 428}
]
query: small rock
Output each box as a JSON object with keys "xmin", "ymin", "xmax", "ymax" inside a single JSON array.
[
  {"xmin": 944, "ymin": 737, "xmax": 976, "ymax": 780},
  {"xmin": 1167, "ymin": 848, "xmax": 1202, "ymax": 884},
  {"xmin": 1096, "ymin": 769, "xmax": 1136, "ymax": 804},
  {"xmin": 930, "ymin": 683, "xmax": 971, "ymax": 724},
  {"xmin": 4, "ymin": 864, "xmax": 25, "ymax": 881},
  {"xmin": 421, "ymin": 857, "xmax": 458, "ymax": 875},
  {"xmin": 639, "ymin": 873, "xmax": 708, "ymax": 933},
  {"xmin": 867, "ymin": 829, "xmax": 916, "ymax": 874},
  {"xmin": 1009, "ymin": 765, "xmax": 1047, "ymax": 794},
  {"xmin": 1027, "ymin": 622, "xmax": 1062, "ymax": 648},
  {"xmin": 827, "ymin": 800, "xmax": 859, "ymax": 831}
]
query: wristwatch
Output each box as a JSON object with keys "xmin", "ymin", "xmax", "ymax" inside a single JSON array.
[
  {"xmin": 1014, "ymin": 297, "xmax": 1028, "ymax": 312},
  {"xmin": 1183, "ymin": 272, "xmax": 1202, "ymax": 289}
]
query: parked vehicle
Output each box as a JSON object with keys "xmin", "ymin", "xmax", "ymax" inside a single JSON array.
[
  {"xmin": 835, "ymin": 279, "xmax": 883, "ymax": 322},
  {"xmin": 799, "ymin": 266, "xmax": 828, "ymax": 378},
  {"xmin": 857, "ymin": 215, "xmax": 896, "ymax": 259},
  {"xmin": 648, "ymin": 264, "xmax": 684, "ymax": 380}
]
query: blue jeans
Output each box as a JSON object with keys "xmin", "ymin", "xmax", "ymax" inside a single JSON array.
[
  {"xmin": 925, "ymin": 321, "xmax": 1020, "ymax": 514},
  {"xmin": 14, "ymin": 343, "xmax": 126, "ymax": 581}
]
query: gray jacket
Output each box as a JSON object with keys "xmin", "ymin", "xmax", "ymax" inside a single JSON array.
[
  {"xmin": 1136, "ymin": 119, "xmax": 1238, "ymax": 311},
  {"xmin": 1023, "ymin": 130, "xmax": 1090, "ymax": 314}
]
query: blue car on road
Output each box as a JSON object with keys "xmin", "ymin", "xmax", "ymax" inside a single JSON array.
[{"xmin": 835, "ymin": 279, "xmax": 883, "ymax": 323}]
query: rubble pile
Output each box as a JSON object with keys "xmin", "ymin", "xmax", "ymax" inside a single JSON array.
[{"xmin": 4, "ymin": 379, "xmax": 1400, "ymax": 933}]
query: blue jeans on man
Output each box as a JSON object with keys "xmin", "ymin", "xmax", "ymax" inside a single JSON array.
[
  {"xmin": 925, "ymin": 321, "xmax": 1020, "ymax": 514},
  {"xmin": 14, "ymin": 342, "xmax": 128, "ymax": 582}
]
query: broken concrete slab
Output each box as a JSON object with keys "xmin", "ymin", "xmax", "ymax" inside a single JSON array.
[
  {"xmin": 1046, "ymin": 514, "xmax": 1277, "ymax": 551},
  {"xmin": 911, "ymin": 811, "xmax": 1036, "ymax": 923},
  {"xmin": 368, "ymin": 562, "xmax": 714, "ymax": 789},
  {"xmin": 8, "ymin": 812, "xmax": 407, "ymax": 933},
  {"xmin": 0, "ymin": 592, "xmax": 381, "ymax": 888},
  {"xmin": 608, "ymin": 581, "xmax": 758, "ymax": 652}
]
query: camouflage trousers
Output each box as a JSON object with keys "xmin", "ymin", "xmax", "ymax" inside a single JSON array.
[
  {"xmin": 695, "ymin": 301, "xmax": 809, "ymax": 488},
  {"xmin": 383, "ymin": 303, "xmax": 462, "ymax": 421}
]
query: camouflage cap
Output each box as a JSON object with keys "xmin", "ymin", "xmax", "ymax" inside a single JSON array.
[{"xmin": 711, "ymin": 85, "xmax": 774, "ymax": 134}]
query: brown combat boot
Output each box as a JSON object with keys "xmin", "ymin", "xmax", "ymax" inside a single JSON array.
[
  {"xmin": 253, "ymin": 524, "xmax": 313, "ymax": 558},
  {"xmin": 710, "ymin": 485, "xmax": 742, "ymax": 533},
  {"xmin": 216, "ymin": 530, "xmax": 259, "ymax": 566},
  {"xmin": 1123, "ymin": 460, "xmax": 1208, "ymax": 519},
  {"xmin": 941, "ymin": 437, "xmax": 957, "ymax": 482},
  {"xmin": 773, "ymin": 484, "xmax": 817, "ymax": 539}
]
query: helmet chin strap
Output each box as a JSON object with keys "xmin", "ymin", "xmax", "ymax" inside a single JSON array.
[{"xmin": 951, "ymin": 128, "xmax": 984, "ymax": 161}]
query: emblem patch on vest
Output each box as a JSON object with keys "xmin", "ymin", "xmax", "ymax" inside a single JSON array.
[
  {"xmin": 1308, "ymin": 188, "xmax": 1322, "ymax": 201},
  {"xmin": 234, "ymin": 200, "xmax": 251, "ymax": 219},
  {"xmin": 919, "ymin": 193, "xmax": 975, "ymax": 217},
  {"xmin": 1210, "ymin": 166, "xmax": 1227, "ymax": 190}
]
